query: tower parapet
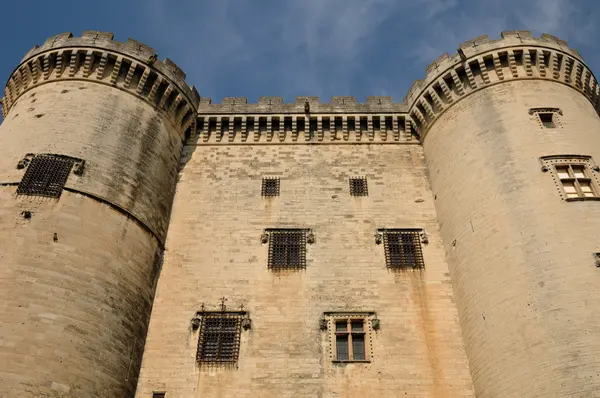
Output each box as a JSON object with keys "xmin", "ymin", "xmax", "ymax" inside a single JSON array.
[
  {"xmin": 405, "ymin": 31, "xmax": 599, "ymax": 139},
  {"xmin": 3, "ymin": 31, "xmax": 199, "ymax": 138}
]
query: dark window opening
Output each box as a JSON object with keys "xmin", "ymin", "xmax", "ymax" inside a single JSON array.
[
  {"xmin": 309, "ymin": 118, "xmax": 318, "ymax": 133},
  {"xmin": 349, "ymin": 177, "xmax": 368, "ymax": 197},
  {"xmin": 259, "ymin": 117, "xmax": 267, "ymax": 132},
  {"xmin": 382, "ymin": 230, "xmax": 424, "ymax": 269},
  {"xmin": 261, "ymin": 177, "xmax": 280, "ymax": 197},
  {"xmin": 152, "ymin": 393, "xmax": 166, "ymax": 398},
  {"xmin": 196, "ymin": 315, "xmax": 242, "ymax": 364},
  {"xmin": 334, "ymin": 117, "xmax": 343, "ymax": 131},
  {"xmin": 539, "ymin": 113, "xmax": 555, "ymax": 128},
  {"xmin": 297, "ymin": 117, "xmax": 305, "ymax": 132},
  {"xmin": 268, "ymin": 229, "xmax": 307, "ymax": 270},
  {"xmin": 17, "ymin": 154, "xmax": 76, "ymax": 198},
  {"xmin": 360, "ymin": 117, "xmax": 368, "ymax": 132},
  {"xmin": 348, "ymin": 118, "xmax": 356, "ymax": 131},
  {"xmin": 246, "ymin": 118, "xmax": 255, "ymax": 132},
  {"xmin": 373, "ymin": 117, "xmax": 381, "ymax": 131}
]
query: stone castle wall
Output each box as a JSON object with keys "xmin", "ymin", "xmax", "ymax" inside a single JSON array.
[
  {"xmin": 135, "ymin": 142, "xmax": 474, "ymax": 397},
  {"xmin": 1, "ymin": 29, "xmax": 600, "ymax": 397}
]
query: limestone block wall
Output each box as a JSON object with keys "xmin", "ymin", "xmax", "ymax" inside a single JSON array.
[
  {"xmin": 0, "ymin": 188, "xmax": 159, "ymax": 397},
  {"xmin": 135, "ymin": 142, "xmax": 474, "ymax": 397},
  {"xmin": 0, "ymin": 31, "xmax": 198, "ymax": 397},
  {"xmin": 415, "ymin": 32, "xmax": 600, "ymax": 396}
]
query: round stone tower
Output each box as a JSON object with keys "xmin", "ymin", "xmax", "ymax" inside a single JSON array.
[
  {"xmin": 406, "ymin": 31, "xmax": 600, "ymax": 396},
  {"xmin": 0, "ymin": 31, "xmax": 198, "ymax": 397}
]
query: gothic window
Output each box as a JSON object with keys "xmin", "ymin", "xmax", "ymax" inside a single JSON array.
[
  {"xmin": 349, "ymin": 177, "xmax": 368, "ymax": 196},
  {"xmin": 196, "ymin": 314, "xmax": 243, "ymax": 364},
  {"xmin": 380, "ymin": 229, "xmax": 425, "ymax": 269},
  {"xmin": 261, "ymin": 177, "xmax": 280, "ymax": 197},
  {"xmin": 267, "ymin": 229, "xmax": 308, "ymax": 270},
  {"xmin": 541, "ymin": 156, "xmax": 600, "ymax": 200},
  {"xmin": 17, "ymin": 154, "xmax": 78, "ymax": 198}
]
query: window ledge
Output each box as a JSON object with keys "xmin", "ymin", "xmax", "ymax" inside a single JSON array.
[
  {"xmin": 565, "ymin": 197, "xmax": 600, "ymax": 202},
  {"xmin": 332, "ymin": 360, "xmax": 371, "ymax": 364}
]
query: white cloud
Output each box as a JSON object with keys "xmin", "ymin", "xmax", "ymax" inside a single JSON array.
[{"xmin": 139, "ymin": 0, "xmax": 599, "ymax": 103}]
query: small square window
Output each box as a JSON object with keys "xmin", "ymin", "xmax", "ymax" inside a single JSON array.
[
  {"xmin": 261, "ymin": 177, "xmax": 280, "ymax": 197},
  {"xmin": 267, "ymin": 229, "xmax": 307, "ymax": 270},
  {"xmin": 380, "ymin": 229, "xmax": 425, "ymax": 269},
  {"xmin": 538, "ymin": 113, "xmax": 555, "ymax": 128},
  {"xmin": 530, "ymin": 108, "xmax": 562, "ymax": 129},
  {"xmin": 17, "ymin": 154, "xmax": 76, "ymax": 198},
  {"xmin": 349, "ymin": 177, "xmax": 368, "ymax": 196},
  {"xmin": 196, "ymin": 314, "xmax": 243, "ymax": 364}
]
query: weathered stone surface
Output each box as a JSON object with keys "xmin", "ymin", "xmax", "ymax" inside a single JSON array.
[
  {"xmin": 1, "ymin": 29, "xmax": 600, "ymax": 398},
  {"xmin": 135, "ymin": 144, "xmax": 474, "ymax": 397}
]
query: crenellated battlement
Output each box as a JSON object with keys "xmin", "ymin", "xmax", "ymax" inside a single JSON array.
[
  {"xmin": 405, "ymin": 31, "xmax": 600, "ymax": 138},
  {"xmin": 197, "ymin": 95, "xmax": 407, "ymax": 114},
  {"xmin": 195, "ymin": 112, "xmax": 416, "ymax": 144},
  {"xmin": 2, "ymin": 31, "xmax": 199, "ymax": 138},
  {"xmin": 3, "ymin": 30, "xmax": 598, "ymax": 144}
]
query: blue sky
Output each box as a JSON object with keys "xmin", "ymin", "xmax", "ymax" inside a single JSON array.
[{"xmin": 1, "ymin": 0, "xmax": 599, "ymax": 109}]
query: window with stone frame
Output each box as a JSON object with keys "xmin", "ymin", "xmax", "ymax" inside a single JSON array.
[
  {"xmin": 378, "ymin": 229, "xmax": 425, "ymax": 269},
  {"xmin": 196, "ymin": 313, "xmax": 243, "ymax": 365},
  {"xmin": 541, "ymin": 156, "xmax": 600, "ymax": 201},
  {"xmin": 323, "ymin": 312, "xmax": 376, "ymax": 363},
  {"xmin": 529, "ymin": 107, "xmax": 563, "ymax": 129}
]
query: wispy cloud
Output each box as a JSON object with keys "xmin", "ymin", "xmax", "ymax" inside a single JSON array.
[{"xmin": 127, "ymin": 0, "xmax": 600, "ymax": 103}]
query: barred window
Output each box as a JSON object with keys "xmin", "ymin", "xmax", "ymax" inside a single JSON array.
[
  {"xmin": 261, "ymin": 177, "xmax": 280, "ymax": 197},
  {"xmin": 381, "ymin": 229, "xmax": 424, "ymax": 269},
  {"xmin": 541, "ymin": 156, "xmax": 600, "ymax": 200},
  {"xmin": 349, "ymin": 177, "xmax": 368, "ymax": 196},
  {"xmin": 267, "ymin": 229, "xmax": 307, "ymax": 270},
  {"xmin": 17, "ymin": 154, "xmax": 75, "ymax": 198},
  {"xmin": 196, "ymin": 314, "xmax": 243, "ymax": 364}
]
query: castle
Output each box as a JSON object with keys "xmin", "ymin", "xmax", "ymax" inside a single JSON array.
[{"xmin": 1, "ymin": 29, "xmax": 600, "ymax": 397}]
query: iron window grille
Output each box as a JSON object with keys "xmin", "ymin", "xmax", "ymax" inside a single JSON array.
[
  {"xmin": 380, "ymin": 229, "xmax": 425, "ymax": 269},
  {"xmin": 261, "ymin": 177, "xmax": 280, "ymax": 197},
  {"xmin": 541, "ymin": 155, "xmax": 600, "ymax": 201},
  {"xmin": 349, "ymin": 177, "xmax": 368, "ymax": 196},
  {"xmin": 196, "ymin": 313, "xmax": 244, "ymax": 365},
  {"xmin": 17, "ymin": 154, "xmax": 80, "ymax": 198},
  {"xmin": 266, "ymin": 229, "xmax": 308, "ymax": 270}
]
